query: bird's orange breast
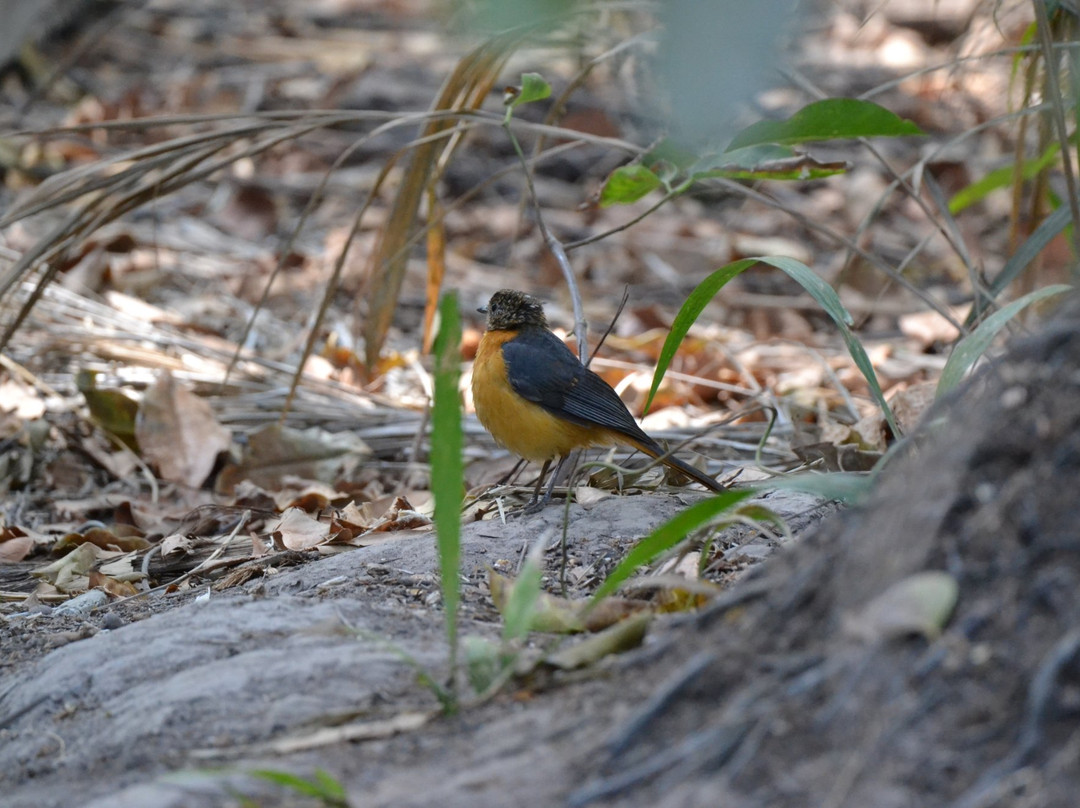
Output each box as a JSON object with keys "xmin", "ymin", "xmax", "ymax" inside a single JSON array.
[{"xmin": 472, "ymin": 330, "xmax": 610, "ymax": 462}]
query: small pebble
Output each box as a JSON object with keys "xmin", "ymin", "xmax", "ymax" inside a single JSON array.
[{"xmin": 53, "ymin": 589, "xmax": 108, "ymax": 617}]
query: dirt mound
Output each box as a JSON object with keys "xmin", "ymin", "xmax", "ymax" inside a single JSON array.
[
  {"xmin": 568, "ymin": 300, "xmax": 1080, "ymax": 807},
  {"xmin": 358, "ymin": 301, "xmax": 1080, "ymax": 808},
  {"xmin": 5, "ymin": 304, "xmax": 1078, "ymax": 807}
]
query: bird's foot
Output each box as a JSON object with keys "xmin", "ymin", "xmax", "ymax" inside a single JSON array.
[{"xmin": 511, "ymin": 497, "xmax": 546, "ymax": 517}]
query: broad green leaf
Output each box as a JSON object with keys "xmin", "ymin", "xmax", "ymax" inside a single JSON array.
[
  {"xmin": 506, "ymin": 72, "xmax": 551, "ymax": 108},
  {"xmin": 645, "ymin": 256, "xmax": 897, "ymax": 435},
  {"xmin": 432, "ymin": 292, "xmax": 463, "ymax": 694},
  {"xmin": 949, "ymin": 143, "xmax": 1060, "ymax": 214},
  {"xmin": 726, "ymin": 98, "xmax": 923, "ymax": 151},
  {"xmin": 600, "ymin": 164, "xmax": 663, "ymax": 206},
  {"xmin": 588, "ymin": 489, "xmax": 754, "ymax": 607},
  {"xmin": 938, "ymin": 284, "xmax": 1071, "ymax": 395}
]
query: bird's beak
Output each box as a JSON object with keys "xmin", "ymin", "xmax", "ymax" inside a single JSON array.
[{"xmin": 477, "ymin": 305, "xmax": 488, "ymax": 314}]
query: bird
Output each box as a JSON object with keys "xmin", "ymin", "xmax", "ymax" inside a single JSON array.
[{"xmin": 471, "ymin": 289, "xmax": 725, "ymax": 511}]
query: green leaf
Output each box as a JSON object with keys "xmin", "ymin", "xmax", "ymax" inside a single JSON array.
[
  {"xmin": 691, "ymin": 144, "xmax": 849, "ymax": 182},
  {"xmin": 463, "ymin": 635, "xmax": 504, "ymax": 693},
  {"xmin": 502, "ymin": 554, "xmax": 544, "ymax": 642},
  {"xmin": 938, "ymin": 284, "xmax": 1071, "ymax": 396},
  {"xmin": 645, "ymin": 256, "xmax": 897, "ymax": 435},
  {"xmin": 754, "ymin": 471, "xmax": 875, "ymax": 505},
  {"xmin": 588, "ymin": 489, "xmax": 754, "ymax": 607},
  {"xmin": 506, "ymin": 72, "xmax": 551, "ymax": 109},
  {"xmin": 249, "ymin": 769, "xmax": 347, "ymax": 805},
  {"xmin": 726, "ymin": 99, "xmax": 923, "ymax": 151},
  {"xmin": 431, "ymin": 292, "xmax": 464, "ymax": 699},
  {"xmin": 76, "ymin": 369, "xmax": 140, "ymax": 450},
  {"xmin": 599, "ymin": 164, "xmax": 663, "ymax": 206}
]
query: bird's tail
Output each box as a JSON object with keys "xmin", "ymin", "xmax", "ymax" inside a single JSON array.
[{"xmin": 626, "ymin": 436, "xmax": 726, "ymax": 493}]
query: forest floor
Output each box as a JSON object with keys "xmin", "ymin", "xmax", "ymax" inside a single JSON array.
[{"xmin": 3, "ymin": 1, "xmax": 1076, "ymax": 806}]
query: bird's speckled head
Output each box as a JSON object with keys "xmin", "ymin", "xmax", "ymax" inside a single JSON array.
[{"xmin": 480, "ymin": 289, "xmax": 548, "ymax": 331}]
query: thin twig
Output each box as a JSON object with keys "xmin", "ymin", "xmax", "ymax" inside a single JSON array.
[{"xmin": 503, "ymin": 113, "xmax": 588, "ymax": 361}]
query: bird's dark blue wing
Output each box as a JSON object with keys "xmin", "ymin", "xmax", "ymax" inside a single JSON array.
[{"xmin": 501, "ymin": 327, "xmax": 653, "ymax": 445}]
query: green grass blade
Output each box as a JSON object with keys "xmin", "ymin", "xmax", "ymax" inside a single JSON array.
[
  {"xmin": 644, "ymin": 258, "xmax": 757, "ymax": 414},
  {"xmin": 754, "ymin": 471, "xmax": 875, "ymax": 504},
  {"xmin": 759, "ymin": 256, "xmax": 897, "ymax": 434},
  {"xmin": 502, "ymin": 552, "xmax": 543, "ymax": 642},
  {"xmin": 312, "ymin": 770, "xmax": 348, "ymax": 802},
  {"xmin": 431, "ymin": 292, "xmax": 464, "ymax": 696},
  {"xmin": 948, "ymin": 142, "xmax": 1060, "ymax": 215},
  {"xmin": 726, "ymin": 99, "xmax": 923, "ymax": 151},
  {"xmin": 989, "ymin": 204, "xmax": 1070, "ymax": 299},
  {"xmin": 646, "ymin": 256, "xmax": 896, "ymax": 434},
  {"xmin": 249, "ymin": 769, "xmax": 347, "ymax": 805},
  {"xmin": 938, "ymin": 284, "xmax": 1071, "ymax": 396},
  {"xmin": 588, "ymin": 489, "xmax": 754, "ymax": 607}
]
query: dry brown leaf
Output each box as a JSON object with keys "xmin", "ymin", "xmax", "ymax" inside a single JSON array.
[
  {"xmin": 160, "ymin": 534, "xmax": 195, "ymax": 557},
  {"xmin": 544, "ymin": 611, "xmax": 652, "ymax": 670},
  {"xmin": 899, "ymin": 308, "xmax": 964, "ymax": 349},
  {"xmin": 89, "ymin": 570, "xmax": 139, "ymax": 598},
  {"xmin": 136, "ymin": 371, "xmax": 232, "ymax": 488},
  {"xmin": 844, "ymin": 571, "xmax": 959, "ymax": 642},
  {"xmin": 0, "ymin": 376, "xmax": 45, "ymax": 419},
  {"xmin": 268, "ymin": 507, "xmax": 332, "ymax": 551},
  {"xmin": 52, "ymin": 527, "xmax": 150, "ymax": 554},
  {"xmin": 489, "ymin": 569, "xmax": 586, "ymax": 633},
  {"xmin": 32, "ymin": 543, "xmax": 123, "ymax": 593},
  {"xmin": 331, "ymin": 495, "xmax": 432, "ymax": 545},
  {"xmin": 0, "ymin": 535, "xmax": 33, "ymax": 562},
  {"xmin": 889, "ymin": 381, "xmax": 938, "ymax": 433},
  {"xmin": 215, "ymin": 423, "xmax": 370, "ymax": 495}
]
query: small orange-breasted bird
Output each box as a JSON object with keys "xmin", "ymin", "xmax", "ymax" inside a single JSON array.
[{"xmin": 472, "ymin": 289, "xmax": 724, "ymax": 510}]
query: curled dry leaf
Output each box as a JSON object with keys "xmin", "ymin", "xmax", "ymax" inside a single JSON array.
[
  {"xmin": 845, "ymin": 570, "xmax": 959, "ymax": 642},
  {"xmin": 31, "ymin": 543, "xmax": 125, "ymax": 593},
  {"xmin": 489, "ymin": 569, "xmax": 651, "ymax": 634},
  {"xmin": 0, "ymin": 535, "xmax": 33, "ymax": 563},
  {"xmin": 489, "ymin": 569, "xmax": 585, "ymax": 634},
  {"xmin": 544, "ymin": 611, "xmax": 652, "ymax": 670},
  {"xmin": 89, "ymin": 569, "xmax": 139, "ymax": 598},
  {"xmin": 268, "ymin": 507, "xmax": 332, "ymax": 551},
  {"xmin": 331, "ymin": 495, "xmax": 432, "ymax": 546},
  {"xmin": 52, "ymin": 526, "xmax": 150, "ymax": 554}
]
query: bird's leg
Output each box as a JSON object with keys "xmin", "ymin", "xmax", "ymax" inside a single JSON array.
[
  {"xmin": 519, "ymin": 458, "xmax": 553, "ymax": 515},
  {"xmin": 543, "ymin": 454, "xmax": 571, "ymax": 505},
  {"xmin": 521, "ymin": 454, "xmax": 573, "ymax": 515},
  {"xmin": 497, "ymin": 457, "xmax": 529, "ymax": 486}
]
